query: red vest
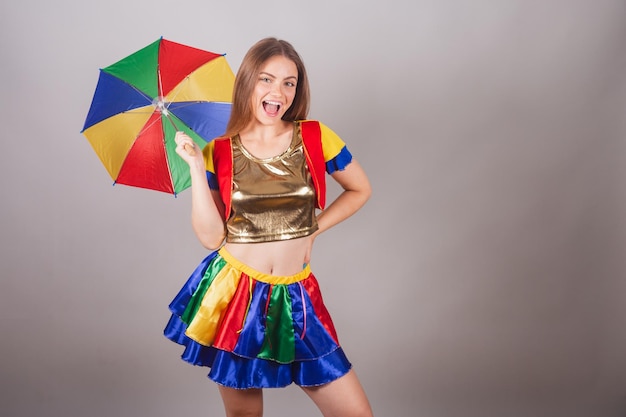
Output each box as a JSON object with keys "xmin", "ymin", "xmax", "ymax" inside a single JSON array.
[{"xmin": 212, "ymin": 120, "xmax": 327, "ymax": 220}]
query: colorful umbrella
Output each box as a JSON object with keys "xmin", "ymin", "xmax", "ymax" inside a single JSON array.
[{"xmin": 81, "ymin": 38, "xmax": 235, "ymax": 195}]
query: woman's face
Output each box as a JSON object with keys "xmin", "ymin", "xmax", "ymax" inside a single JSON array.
[{"xmin": 250, "ymin": 55, "xmax": 298, "ymax": 126}]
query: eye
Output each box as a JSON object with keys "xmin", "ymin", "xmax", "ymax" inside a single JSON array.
[
  {"xmin": 285, "ymin": 81, "xmax": 296, "ymax": 87},
  {"xmin": 260, "ymin": 76, "xmax": 272, "ymax": 83}
]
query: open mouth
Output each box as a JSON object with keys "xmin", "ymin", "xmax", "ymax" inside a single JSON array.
[{"xmin": 263, "ymin": 100, "xmax": 281, "ymax": 115}]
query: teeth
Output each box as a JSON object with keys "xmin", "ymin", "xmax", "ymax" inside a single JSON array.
[{"xmin": 264, "ymin": 101, "xmax": 281, "ymax": 106}]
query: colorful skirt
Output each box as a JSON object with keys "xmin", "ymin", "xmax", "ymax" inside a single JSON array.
[{"xmin": 164, "ymin": 247, "xmax": 351, "ymax": 389}]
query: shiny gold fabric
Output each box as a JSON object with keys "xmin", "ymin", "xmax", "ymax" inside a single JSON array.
[{"xmin": 226, "ymin": 125, "xmax": 319, "ymax": 243}]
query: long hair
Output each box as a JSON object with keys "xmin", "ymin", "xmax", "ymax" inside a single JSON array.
[{"xmin": 224, "ymin": 38, "xmax": 310, "ymax": 137}]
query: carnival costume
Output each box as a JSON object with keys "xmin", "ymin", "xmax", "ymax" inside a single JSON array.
[{"xmin": 164, "ymin": 120, "xmax": 355, "ymax": 389}]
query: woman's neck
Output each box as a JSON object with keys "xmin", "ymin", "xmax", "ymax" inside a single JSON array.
[{"xmin": 240, "ymin": 120, "xmax": 293, "ymax": 143}]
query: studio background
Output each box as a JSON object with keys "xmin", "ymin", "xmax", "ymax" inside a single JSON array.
[{"xmin": 1, "ymin": 1, "xmax": 624, "ymax": 416}]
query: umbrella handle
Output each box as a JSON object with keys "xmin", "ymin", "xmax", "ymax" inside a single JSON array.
[{"xmin": 183, "ymin": 143, "xmax": 197, "ymax": 156}]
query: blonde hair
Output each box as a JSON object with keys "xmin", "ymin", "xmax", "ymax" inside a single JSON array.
[{"xmin": 225, "ymin": 38, "xmax": 310, "ymax": 137}]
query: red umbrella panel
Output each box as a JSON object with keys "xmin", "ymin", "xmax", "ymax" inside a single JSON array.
[{"xmin": 81, "ymin": 38, "xmax": 235, "ymax": 195}]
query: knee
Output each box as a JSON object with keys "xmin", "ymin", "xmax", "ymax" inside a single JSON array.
[
  {"xmin": 358, "ymin": 405, "xmax": 375, "ymax": 417},
  {"xmin": 225, "ymin": 407, "xmax": 262, "ymax": 417},
  {"xmin": 344, "ymin": 403, "xmax": 374, "ymax": 417},
  {"xmin": 219, "ymin": 387, "xmax": 263, "ymax": 417},
  {"xmin": 227, "ymin": 412, "xmax": 261, "ymax": 417}
]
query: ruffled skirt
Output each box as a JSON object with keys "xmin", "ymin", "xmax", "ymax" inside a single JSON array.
[{"xmin": 164, "ymin": 247, "xmax": 351, "ymax": 389}]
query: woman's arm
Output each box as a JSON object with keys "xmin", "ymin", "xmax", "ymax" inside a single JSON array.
[
  {"xmin": 175, "ymin": 132, "xmax": 226, "ymax": 249},
  {"xmin": 303, "ymin": 159, "xmax": 370, "ymax": 264},
  {"xmin": 315, "ymin": 159, "xmax": 372, "ymax": 235}
]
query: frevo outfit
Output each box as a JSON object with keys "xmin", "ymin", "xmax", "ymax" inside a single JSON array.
[{"xmin": 164, "ymin": 120, "xmax": 355, "ymax": 389}]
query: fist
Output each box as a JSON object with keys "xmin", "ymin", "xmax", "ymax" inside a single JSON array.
[{"xmin": 175, "ymin": 131, "xmax": 197, "ymax": 156}]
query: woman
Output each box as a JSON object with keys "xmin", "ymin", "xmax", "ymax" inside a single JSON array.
[{"xmin": 165, "ymin": 37, "xmax": 373, "ymax": 417}]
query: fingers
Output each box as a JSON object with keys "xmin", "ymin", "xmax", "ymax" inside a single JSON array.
[
  {"xmin": 183, "ymin": 143, "xmax": 197, "ymax": 156},
  {"xmin": 174, "ymin": 131, "xmax": 189, "ymax": 145},
  {"xmin": 175, "ymin": 131, "xmax": 197, "ymax": 156}
]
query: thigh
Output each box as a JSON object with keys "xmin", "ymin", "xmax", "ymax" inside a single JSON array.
[
  {"xmin": 218, "ymin": 386, "xmax": 263, "ymax": 417},
  {"xmin": 301, "ymin": 370, "xmax": 374, "ymax": 417}
]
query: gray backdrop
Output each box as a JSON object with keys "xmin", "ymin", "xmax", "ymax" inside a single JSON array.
[{"xmin": 1, "ymin": 1, "xmax": 625, "ymax": 416}]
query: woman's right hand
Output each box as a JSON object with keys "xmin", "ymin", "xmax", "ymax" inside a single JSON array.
[{"xmin": 174, "ymin": 131, "xmax": 201, "ymax": 165}]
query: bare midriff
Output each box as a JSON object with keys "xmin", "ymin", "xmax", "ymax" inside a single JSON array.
[{"xmin": 224, "ymin": 236, "xmax": 312, "ymax": 276}]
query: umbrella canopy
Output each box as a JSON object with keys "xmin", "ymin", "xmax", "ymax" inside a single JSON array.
[{"xmin": 81, "ymin": 38, "xmax": 235, "ymax": 195}]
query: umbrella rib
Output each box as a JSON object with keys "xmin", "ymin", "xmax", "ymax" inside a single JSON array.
[
  {"xmin": 157, "ymin": 64, "xmax": 183, "ymax": 126},
  {"xmin": 156, "ymin": 64, "xmax": 178, "ymax": 194},
  {"xmin": 136, "ymin": 113, "xmax": 162, "ymax": 136},
  {"xmin": 134, "ymin": 88, "xmax": 153, "ymax": 103},
  {"xmin": 132, "ymin": 109, "xmax": 178, "ymax": 193},
  {"xmin": 168, "ymin": 101, "xmax": 204, "ymax": 109},
  {"xmin": 161, "ymin": 114, "xmax": 177, "ymax": 195},
  {"xmin": 117, "ymin": 76, "xmax": 154, "ymax": 104},
  {"xmin": 164, "ymin": 76, "xmax": 190, "ymax": 106},
  {"xmin": 163, "ymin": 111, "xmax": 179, "ymax": 130},
  {"xmin": 157, "ymin": 64, "xmax": 165, "ymax": 98}
]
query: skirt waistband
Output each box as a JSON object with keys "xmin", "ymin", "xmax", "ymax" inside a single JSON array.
[{"xmin": 218, "ymin": 247, "xmax": 311, "ymax": 285}]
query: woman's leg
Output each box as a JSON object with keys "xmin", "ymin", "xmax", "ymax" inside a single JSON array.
[
  {"xmin": 301, "ymin": 369, "xmax": 374, "ymax": 417},
  {"xmin": 218, "ymin": 386, "xmax": 264, "ymax": 417}
]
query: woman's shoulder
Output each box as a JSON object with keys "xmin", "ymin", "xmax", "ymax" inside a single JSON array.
[
  {"xmin": 297, "ymin": 119, "xmax": 325, "ymax": 128},
  {"xmin": 212, "ymin": 135, "xmax": 233, "ymax": 143},
  {"xmin": 202, "ymin": 136, "xmax": 233, "ymax": 166},
  {"xmin": 298, "ymin": 119, "xmax": 341, "ymax": 135},
  {"xmin": 204, "ymin": 136, "xmax": 232, "ymax": 150},
  {"xmin": 296, "ymin": 120, "xmax": 339, "ymax": 139}
]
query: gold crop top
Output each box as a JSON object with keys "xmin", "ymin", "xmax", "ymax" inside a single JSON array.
[{"xmin": 225, "ymin": 125, "xmax": 319, "ymax": 243}]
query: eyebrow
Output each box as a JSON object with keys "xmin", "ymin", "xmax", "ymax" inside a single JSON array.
[{"xmin": 259, "ymin": 71, "xmax": 298, "ymax": 81}]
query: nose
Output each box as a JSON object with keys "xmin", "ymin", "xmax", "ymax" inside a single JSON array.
[{"xmin": 270, "ymin": 82, "xmax": 282, "ymax": 96}]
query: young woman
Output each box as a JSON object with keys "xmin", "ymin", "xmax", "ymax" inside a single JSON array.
[{"xmin": 165, "ymin": 37, "xmax": 373, "ymax": 417}]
